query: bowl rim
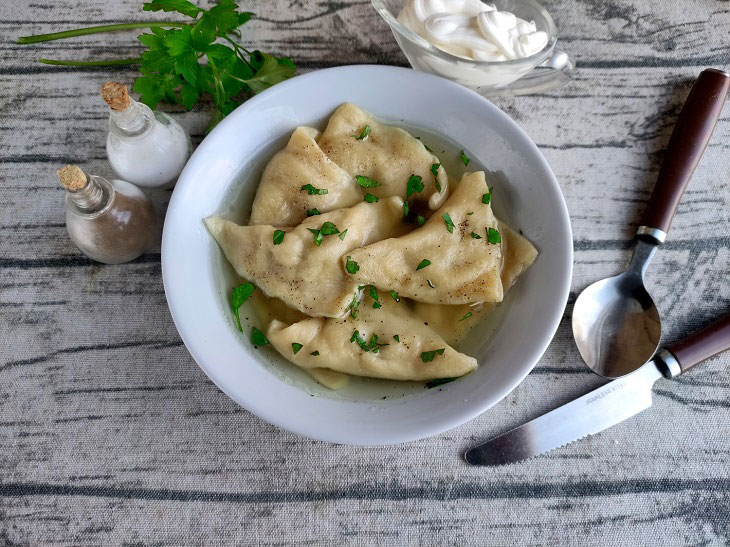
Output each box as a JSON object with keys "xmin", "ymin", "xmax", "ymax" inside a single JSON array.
[
  {"xmin": 371, "ymin": 0, "xmax": 558, "ymax": 67},
  {"xmin": 162, "ymin": 64, "xmax": 573, "ymax": 445}
]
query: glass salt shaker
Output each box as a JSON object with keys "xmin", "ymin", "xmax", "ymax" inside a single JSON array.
[
  {"xmin": 58, "ymin": 165, "xmax": 158, "ymax": 264},
  {"xmin": 101, "ymin": 81, "xmax": 191, "ymax": 188}
]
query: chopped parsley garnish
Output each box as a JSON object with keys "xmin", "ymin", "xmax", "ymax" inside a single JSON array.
[
  {"xmin": 421, "ymin": 348, "xmax": 445, "ymax": 362},
  {"xmin": 369, "ymin": 285, "xmax": 381, "ymax": 309},
  {"xmin": 273, "ymin": 229, "xmax": 285, "ymax": 245},
  {"xmin": 351, "ymin": 330, "xmax": 388, "ymax": 353},
  {"xmin": 416, "ymin": 259, "xmax": 431, "ymax": 271},
  {"xmin": 431, "ymin": 163, "xmax": 442, "ymax": 192},
  {"xmin": 427, "ymin": 279, "xmax": 435, "ymax": 288},
  {"xmin": 425, "ymin": 377, "xmax": 456, "ymax": 389},
  {"xmin": 487, "ymin": 227, "xmax": 501, "ymax": 244},
  {"xmin": 250, "ymin": 327, "xmax": 269, "ymax": 347},
  {"xmin": 231, "ymin": 282, "xmax": 255, "ymax": 332},
  {"xmin": 356, "ymin": 175, "xmax": 381, "ymax": 188},
  {"xmin": 345, "ymin": 256, "xmax": 359, "ymax": 274},
  {"xmin": 348, "ymin": 290, "xmax": 361, "ymax": 319},
  {"xmin": 406, "ymin": 174, "xmax": 424, "ymax": 198},
  {"xmin": 356, "ymin": 125, "xmax": 371, "ymax": 140},
  {"xmin": 467, "ymin": 212, "xmax": 474, "ymax": 215},
  {"xmin": 393, "ymin": 334, "xmax": 400, "ymax": 343},
  {"xmin": 339, "ymin": 229, "xmax": 348, "ymax": 240},
  {"xmin": 459, "ymin": 312, "xmax": 473, "ymax": 321},
  {"xmin": 403, "ymin": 201, "xmax": 410, "ymax": 219},
  {"xmin": 307, "ymin": 228, "xmax": 324, "ymax": 246},
  {"xmin": 364, "ymin": 193, "xmax": 379, "ymax": 203},
  {"xmin": 310, "ymin": 351, "xmax": 320, "ymax": 356},
  {"xmin": 389, "ymin": 290, "xmax": 400, "ymax": 302},
  {"xmin": 301, "ymin": 184, "xmax": 328, "ymax": 195},
  {"xmin": 482, "ymin": 188, "xmax": 492, "ymax": 204},
  {"xmin": 470, "ymin": 231, "xmax": 482, "ymax": 239},
  {"xmin": 320, "ymin": 221, "xmax": 340, "ymax": 235},
  {"xmin": 292, "ymin": 342, "xmax": 303, "ymax": 354},
  {"xmin": 460, "ymin": 150, "xmax": 470, "ymax": 166},
  {"xmin": 306, "ymin": 208, "xmax": 321, "ymax": 217},
  {"xmin": 416, "ymin": 215, "xmax": 426, "ymax": 227},
  {"xmin": 442, "ymin": 212, "xmax": 455, "ymax": 233}
]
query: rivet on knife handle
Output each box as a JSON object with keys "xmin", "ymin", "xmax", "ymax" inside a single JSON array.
[
  {"xmin": 639, "ymin": 68, "xmax": 730, "ymax": 239},
  {"xmin": 667, "ymin": 313, "xmax": 730, "ymax": 374}
]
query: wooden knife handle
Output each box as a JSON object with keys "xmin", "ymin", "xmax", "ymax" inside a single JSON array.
[
  {"xmin": 640, "ymin": 68, "xmax": 730, "ymax": 234},
  {"xmin": 669, "ymin": 313, "xmax": 730, "ymax": 374}
]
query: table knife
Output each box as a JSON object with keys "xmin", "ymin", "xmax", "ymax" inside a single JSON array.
[{"xmin": 464, "ymin": 312, "xmax": 730, "ymax": 466}]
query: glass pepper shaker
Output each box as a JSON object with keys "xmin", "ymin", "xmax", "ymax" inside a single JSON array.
[
  {"xmin": 58, "ymin": 165, "xmax": 158, "ymax": 264},
  {"xmin": 101, "ymin": 82, "xmax": 191, "ymax": 188}
]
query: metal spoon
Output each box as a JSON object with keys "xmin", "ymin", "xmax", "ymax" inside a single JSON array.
[{"xmin": 573, "ymin": 68, "xmax": 730, "ymax": 378}]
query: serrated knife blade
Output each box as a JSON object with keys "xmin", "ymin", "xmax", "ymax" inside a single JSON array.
[{"xmin": 464, "ymin": 360, "xmax": 665, "ymax": 466}]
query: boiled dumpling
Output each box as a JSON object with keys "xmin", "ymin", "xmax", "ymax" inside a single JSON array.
[
  {"xmin": 412, "ymin": 222, "xmax": 538, "ymax": 344},
  {"xmin": 343, "ymin": 171, "xmax": 503, "ymax": 305},
  {"xmin": 249, "ymin": 126, "xmax": 361, "ymax": 226},
  {"xmin": 206, "ymin": 197, "xmax": 409, "ymax": 318},
  {"xmin": 318, "ymin": 103, "xmax": 449, "ymax": 210},
  {"xmin": 267, "ymin": 288, "xmax": 477, "ymax": 381}
]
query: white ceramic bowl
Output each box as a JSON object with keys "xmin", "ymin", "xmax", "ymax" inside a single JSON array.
[{"xmin": 162, "ymin": 65, "xmax": 572, "ymax": 445}]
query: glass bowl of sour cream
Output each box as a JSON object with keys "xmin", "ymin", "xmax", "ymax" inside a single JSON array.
[{"xmin": 372, "ymin": 0, "xmax": 575, "ymax": 95}]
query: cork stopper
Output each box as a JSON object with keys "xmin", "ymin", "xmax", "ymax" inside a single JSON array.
[
  {"xmin": 101, "ymin": 81, "xmax": 130, "ymax": 111},
  {"xmin": 57, "ymin": 165, "xmax": 88, "ymax": 192}
]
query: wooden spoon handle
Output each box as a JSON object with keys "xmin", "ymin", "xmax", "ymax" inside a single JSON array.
[
  {"xmin": 668, "ymin": 313, "xmax": 730, "ymax": 374},
  {"xmin": 640, "ymin": 69, "xmax": 730, "ymax": 235}
]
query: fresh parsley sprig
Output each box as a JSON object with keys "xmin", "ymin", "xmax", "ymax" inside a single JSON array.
[{"xmin": 19, "ymin": 0, "xmax": 296, "ymax": 131}]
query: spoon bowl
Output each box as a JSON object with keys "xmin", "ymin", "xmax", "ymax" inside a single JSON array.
[{"xmin": 573, "ymin": 252, "xmax": 661, "ymax": 378}]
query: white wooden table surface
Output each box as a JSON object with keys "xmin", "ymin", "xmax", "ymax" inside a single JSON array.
[{"xmin": 2, "ymin": 1, "xmax": 730, "ymax": 545}]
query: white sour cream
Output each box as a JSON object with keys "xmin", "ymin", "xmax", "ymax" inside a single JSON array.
[{"xmin": 398, "ymin": 0, "xmax": 548, "ymax": 62}]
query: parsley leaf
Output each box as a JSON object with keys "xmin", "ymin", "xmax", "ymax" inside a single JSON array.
[
  {"xmin": 231, "ymin": 282, "xmax": 255, "ymax": 332},
  {"xmin": 320, "ymin": 221, "xmax": 339, "ymax": 235},
  {"xmin": 425, "ymin": 377, "xmax": 456, "ymax": 389},
  {"xmin": 351, "ymin": 330, "xmax": 369, "ymax": 351},
  {"xmin": 487, "ymin": 227, "xmax": 501, "ymax": 244},
  {"xmin": 416, "ymin": 215, "xmax": 426, "ymax": 227},
  {"xmin": 459, "ymin": 312, "xmax": 473, "ymax": 321},
  {"xmin": 250, "ymin": 326, "xmax": 269, "ymax": 347},
  {"xmin": 356, "ymin": 125, "xmax": 371, "ymax": 140},
  {"xmin": 301, "ymin": 183, "xmax": 328, "ymax": 195},
  {"xmin": 345, "ymin": 256, "xmax": 359, "ymax": 274},
  {"xmin": 348, "ymin": 290, "xmax": 361, "ymax": 319},
  {"xmin": 442, "ymin": 212, "xmax": 455, "ymax": 233},
  {"xmin": 403, "ymin": 201, "xmax": 410, "ymax": 219},
  {"xmin": 421, "ymin": 348, "xmax": 445, "ymax": 362},
  {"xmin": 310, "ymin": 350, "xmax": 320, "ymax": 356},
  {"xmin": 292, "ymin": 342, "xmax": 303, "ymax": 354},
  {"xmin": 143, "ymin": 0, "xmax": 202, "ymax": 19},
  {"xmin": 406, "ymin": 174, "xmax": 424, "ymax": 198},
  {"xmin": 389, "ymin": 290, "xmax": 400, "ymax": 302},
  {"xmin": 369, "ymin": 285, "xmax": 381, "ymax": 309},
  {"xmin": 307, "ymin": 228, "xmax": 323, "ymax": 246},
  {"xmin": 364, "ymin": 193, "xmax": 379, "ymax": 203},
  {"xmin": 306, "ymin": 208, "xmax": 321, "ymax": 217},
  {"xmin": 460, "ymin": 150, "xmax": 470, "ymax": 166},
  {"xmin": 482, "ymin": 188, "xmax": 492, "ymax": 204},
  {"xmin": 416, "ymin": 259, "xmax": 431, "ymax": 271},
  {"xmin": 356, "ymin": 175, "xmax": 380, "ymax": 188},
  {"xmin": 393, "ymin": 334, "xmax": 400, "ymax": 343},
  {"xmin": 431, "ymin": 163, "xmax": 442, "ymax": 192},
  {"xmin": 470, "ymin": 231, "xmax": 482, "ymax": 239},
  {"xmin": 273, "ymin": 229, "xmax": 285, "ymax": 245},
  {"xmin": 339, "ymin": 229, "xmax": 348, "ymax": 240}
]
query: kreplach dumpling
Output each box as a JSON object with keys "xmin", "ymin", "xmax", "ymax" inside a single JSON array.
[
  {"xmin": 206, "ymin": 197, "xmax": 409, "ymax": 318},
  {"xmin": 267, "ymin": 289, "xmax": 477, "ymax": 381},
  {"xmin": 249, "ymin": 126, "xmax": 362, "ymax": 226},
  {"xmin": 318, "ymin": 103, "xmax": 449, "ymax": 210},
  {"xmin": 344, "ymin": 171, "xmax": 504, "ymax": 305},
  {"xmin": 412, "ymin": 222, "xmax": 538, "ymax": 344}
]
